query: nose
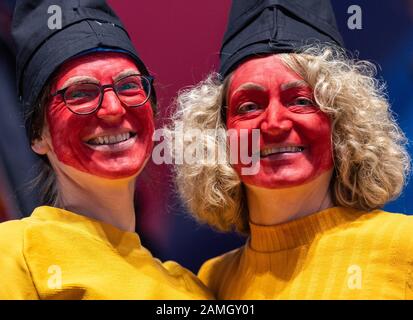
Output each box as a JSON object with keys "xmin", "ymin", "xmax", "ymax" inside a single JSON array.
[
  {"xmin": 96, "ymin": 87, "xmax": 126, "ymax": 122},
  {"xmin": 260, "ymin": 100, "xmax": 293, "ymax": 137}
]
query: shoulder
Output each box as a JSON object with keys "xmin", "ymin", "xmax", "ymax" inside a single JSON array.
[
  {"xmin": 364, "ymin": 209, "xmax": 413, "ymax": 224},
  {"xmin": 198, "ymin": 247, "xmax": 244, "ymax": 288},
  {"xmin": 0, "ymin": 215, "xmax": 40, "ymax": 299},
  {"xmin": 345, "ymin": 209, "xmax": 413, "ymax": 266},
  {"xmin": 0, "ymin": 210, "xmax": 48, "ymax": 253},
  {"xmin": 369, "ymin": 211, "xmax": 413, "ymax": 299},
  {"xmin": 161, "ymin": 260, "xmax": 214, "ymax": 299},
  {"xmin": 354, "ymin": 209, "xmax": 413, "ymax": 241},
  {"xmin": 0, "ymin": 216, "xmax": 34, "ymax": 252}
]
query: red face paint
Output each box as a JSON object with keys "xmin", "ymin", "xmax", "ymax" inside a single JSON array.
[
  {"xmin": 226, "ymin": 55, "xmax": 333, "ymax": 188},
  {"xmin": 47, "ymin": 52, "xmax": 155, "ymax": 179}
]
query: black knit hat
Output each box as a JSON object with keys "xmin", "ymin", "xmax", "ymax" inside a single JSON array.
[
  {"xmin": 12, "ymin": 0, "xmax": 151, "ymax": 114},
  {"xmin": 220, "ymin": 0, "xmax": 344, "ymax": 77}
]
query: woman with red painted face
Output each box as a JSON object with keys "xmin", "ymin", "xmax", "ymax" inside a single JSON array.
[
  {"xmin": 168, "ymin": 1, "xmax": 412, "ymax": 299},
  {"xmin": 0, "ymin": 0, "xmax": 213, "ymax": 299}
]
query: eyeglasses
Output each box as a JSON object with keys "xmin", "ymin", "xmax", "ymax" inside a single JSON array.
[{"xmin": 51, "ymin": 74, "xmax": 154, "ymax": 115}]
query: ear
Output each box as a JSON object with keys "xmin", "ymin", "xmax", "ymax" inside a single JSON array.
[{"xmin": 31, "ymin": 136, "xmax": 50, "ymax": 155}]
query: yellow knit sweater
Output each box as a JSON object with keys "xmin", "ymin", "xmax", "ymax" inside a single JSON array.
[
  {"xmin": 0, "ymin": 206, "xmax": 213, "ymax": 300},
  {"xmin": 199, "ymin": 207, "xmax": 413, "ymax": 299}
]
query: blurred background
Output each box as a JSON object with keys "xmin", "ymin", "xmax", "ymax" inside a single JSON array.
[{"xmin": 0, "ymin": 0, "xmax": 412, "ymax": 273}]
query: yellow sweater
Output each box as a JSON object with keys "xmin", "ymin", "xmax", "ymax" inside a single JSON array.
[
  {"xmin": 199, "ymin": 207, "xmax": 413, "ymax": 299},
  {"xmin": 0, "ymin": 206, "xmax": 213, "ymax": 300}
]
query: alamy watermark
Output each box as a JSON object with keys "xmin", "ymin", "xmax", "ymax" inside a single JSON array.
[
  {"xmin": 47, "ymin": 264, "xmax": 62, "ymax": 289},
  {"xmin": 347, "ymin": 5, "xmax": 362, "ymax": 30},
  {"xmin": 347, "ymin": 264, "xmax": 362, "ymax": 289},
  {"xmin": 47, "ymin": 5, "xmax": 62, "ymax": 30},
  {"xmin": 152, "ymin": 123, "xmax": 261, "ymax": 176}
]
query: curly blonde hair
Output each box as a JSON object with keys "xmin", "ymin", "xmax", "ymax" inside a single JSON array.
[{"xmin": 167, "ymin": 45, "xmax": 411, "ymax": 234}]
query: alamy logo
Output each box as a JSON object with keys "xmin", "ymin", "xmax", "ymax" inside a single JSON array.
[
  {"xmin": 47, "ymin": 5, "xmax": 62, "ymax": 30},
  {"xmin": 347, "ymin": 264, "xmax": 362, "ymax": 289},
  {"xmin": 47, "ymin": 265, "xmax": 62, "ymax": 289},
  {"xmin": 152, "ymin": 125, "xmax": 261, "ymax": 176},
  {"xmin": 347, "ymin": 5, "xmax": 362, "ymax": 30}
]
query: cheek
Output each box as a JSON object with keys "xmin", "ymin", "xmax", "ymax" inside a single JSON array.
[
  {"xmin": 130, "ymin": 106, "xmax": 155, "ymax": 138},
  {"xmin": 300, "ymin": 113, "xmax": 333, "ymax": 167},
  {"xmin": 127, "ymin": 106, "xmax": 155, "ymax": 158},
  {"xmin": 226, "ymin": 107, "xmax": 264, "ymax": 131},
  {"xmin": 226, "ymin": 115, "xmax": 264, "ymax": 166},
  {"xmin": 227, "ymin": 127, "xmax": 262, "ymax": 176},
  {"xmin": 46, "ymin": 101, "xmax": 91, "ymax": 150},
  {"xmin": 47, "ymin": 102, "xmax": 77, "ymax": 147}
]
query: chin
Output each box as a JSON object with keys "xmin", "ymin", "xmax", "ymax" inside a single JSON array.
[
  {"xmin": 79, "ymin": 150, "xmax": 150, "ymax": 179},
  {"xmin": 76, "ymin": 159, "xmax": 146, "ymax": 180},
  {"xmin": 242, "ymin": 171, "xmax": 315, "ymax": 189},
  {"xmin": 92, "ymin": 163, "xmax": 146, "ymax": 180}
]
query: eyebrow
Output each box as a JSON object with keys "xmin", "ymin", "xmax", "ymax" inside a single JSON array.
[
  {"xmin": 280, "ymin": 80, "xmax": 309, "ymax": 91},
  {"xmin": 60, "ymin": 76, "xmax": 99, "ymax": 90},
  {"xmin": 231, "ymin": 82, "xmax": 266, "ymax": 96},
  {"xmin": 113, "ymin": 69, "xmax": 141, "ymax": 82},
  {"xmin": 59, "ymin": 69, "xmax": 141, "ymax": 91},
  {"xmin": 232, "ymin": 80, "xmax": 309, "ymax": 96}
]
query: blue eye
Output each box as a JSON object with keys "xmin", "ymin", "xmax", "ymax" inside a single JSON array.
[
  {"xmin": 65, "ymin": 83, "xmax": 100, "ymax": 103},
  {"xmin": 238, "ymin": 102, "xmax": 261, "ymax": 114},
  {"xmin": 291, "ymin": 97, "xmax": 314, "ymax": 106},
  {"xmin": 71, "ymin": 91, "xmax": 91, "ymax": 98},
  {"xmin": 119, "ymin": 82, "xmax": 138, "ymax": 91}
]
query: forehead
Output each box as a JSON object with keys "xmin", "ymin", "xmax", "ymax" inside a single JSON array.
[
  {"xmin": 229, "ymin": 54, "xmax": 302, "ymax": 91},
  {"xmin": 54, "ymin": 52, "xmax": 139, "ymax": 82}
]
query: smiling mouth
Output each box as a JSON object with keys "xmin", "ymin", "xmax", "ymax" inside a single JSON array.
[
  {"xmin": 86, "ymin": 132, "xmax": 137, "ymax": 146},
  {"xmin": 260, "ymin": 146, "xmax": 305, "ymax": 157}
]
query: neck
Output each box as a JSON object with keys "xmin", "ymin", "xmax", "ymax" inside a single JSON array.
[
  {"xmin": 54, "ymin": 164, "xmax": 137, "ymax": 232},
  {"xmin": 246, "ymin": 170, "xmax": 334, "ymax": 226}
]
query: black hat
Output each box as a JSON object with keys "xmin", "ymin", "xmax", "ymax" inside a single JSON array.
[
  {"xmin": 12, "ymin": 0, "xmax": 150, "ymax": 113},
  {"xmin": 220, "ymin": 0, "xmax": 344, "ymax": 77}
]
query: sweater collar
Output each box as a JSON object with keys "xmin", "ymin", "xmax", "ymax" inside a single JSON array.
[{"xmin": 249, "ymin": 206, "xmax": 364, "ymax": 252}]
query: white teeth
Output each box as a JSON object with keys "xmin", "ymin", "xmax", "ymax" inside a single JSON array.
[
  {"xmin": 88, "ymin": 132, "xmax": 133, "ymax": 145},
  {"xmin": 261, "ymin": 146, "xmax": 304, "ymax": 156}
]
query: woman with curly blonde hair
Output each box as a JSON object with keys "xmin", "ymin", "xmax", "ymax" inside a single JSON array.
[{"xmin": 169, "ymin": 0, "xmax": 412, "ymax": 299}]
